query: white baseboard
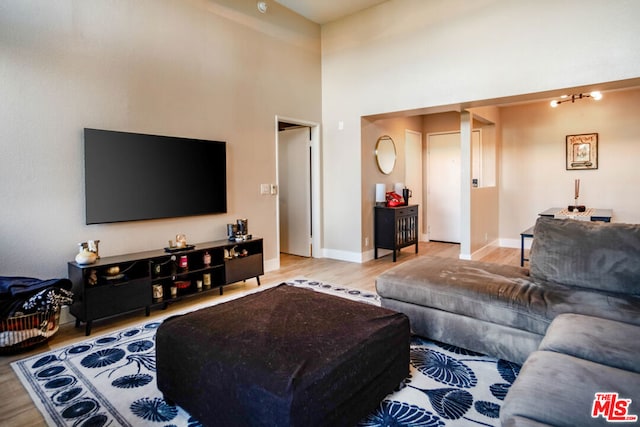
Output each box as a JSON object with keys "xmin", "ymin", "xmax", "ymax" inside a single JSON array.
[
  {"xmin": 500, "ymin": 238, "xmax": 531, "ymax": 250},
  {"xmin": 264, "ymin": 257, "xmax": 280, "ymax": 272},
  {"xmin": 470, "ymin": 239, "xmax": 500, "ymax": 260},
  {"xmin": 321, "ymin": 248, "xmax": 366, "ymax": 263}
]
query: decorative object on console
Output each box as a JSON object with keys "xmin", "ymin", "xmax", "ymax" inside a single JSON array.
[
  {"xmin": 175, "ymin": 234, "xmax": 187, "ymax": 248},
  {"xmin": 227, "ymin": 223, "xmax": 238, "ymax": 240},
  {"xmin": 178, "ymin": 255, "xmax": 188, "ymax": 272},
  {"xmin": 385, "ymin": 191, "xmax": 403, "ymax": 207},
  {"xmin": 375, "ymin": 183, "xmax": 386, "ymax": 207},
  {"xmin": 105, "ymin": 266, "xmax": 120, "ymax": 276},
  {"xmin": 164, "ymin": 235, "xmax": 195, "ymax": 253},
  {"xmin": 75, "ymin": 241, "xmax": 100, "ymax": 265},
  {"xmin": 75, "ymin": 248, "xmax": 97, "ymax": 265},
  {"xmin": 152, "ymin": 284, "xmax": 163, "ymax": 300},
  {"xmin": 237, "ymin": 218, "xmax": 248, "ymax": 236},
  {"xmin": 402, "ymin": 188, "xmax": 412, "ymax": 205},
  {"xmin": 87, "ymin": 240, "xmax": 100, "ymax": 259},
  {"xmin": 568, "ymin": 178, "xmax": 586, "ymax": 212},
  {"xmin": 228, "ymin": 218, "xmax": 252, "ymax": 241},
  {"xmin": 566, "ymin": 133, "xmax": 598, "ymax": 170}
]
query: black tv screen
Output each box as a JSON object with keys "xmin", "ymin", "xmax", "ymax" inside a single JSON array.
[{"xmin": 84, "ymin": 128, "xmax": 227, "ymax": 224}]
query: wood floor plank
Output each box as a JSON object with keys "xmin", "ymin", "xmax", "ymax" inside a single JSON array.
[{"xmin": 0, "ymin": 242, "xmax": 520, "ymax": 426}]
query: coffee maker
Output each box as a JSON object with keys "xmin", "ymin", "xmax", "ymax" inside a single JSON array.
[
  {"xmin": 227, "ymin": 219, "xmax": 250, "ymax": 241},
  {"xmin": 237, "ymin": 218, "xmax": 248, "ymax": 236}
]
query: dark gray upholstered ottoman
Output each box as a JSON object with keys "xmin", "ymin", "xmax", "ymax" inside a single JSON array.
[{"xmin": 156, "ymin": 284, "xmax": 410, "ymax": 427}]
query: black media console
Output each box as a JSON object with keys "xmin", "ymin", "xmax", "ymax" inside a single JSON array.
[{"xmin": 68, "ymin": 238, "xmax": 263, "ymax": 335}]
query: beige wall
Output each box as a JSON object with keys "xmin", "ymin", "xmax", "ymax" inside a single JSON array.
[
  {"xmin": 499, "ymin": 88, "xmax": 640, "ymax": 244},
  {"xmin": 3, "ymin": 0, "xmax": 640, "ymax": 278},
  {"xmin": 322, "ymin": 0, "xmax": 640, "ymax": 259},
  {"xmin": 0, "ymin": 0, "xmax": 321, "ymax": 277}
]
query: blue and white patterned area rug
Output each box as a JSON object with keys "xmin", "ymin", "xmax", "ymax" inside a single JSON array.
[{"xmin": 12, "ymin": 279, "xmax": 520, "ymax": 426}]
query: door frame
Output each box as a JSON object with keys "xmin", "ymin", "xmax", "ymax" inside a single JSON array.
[{"xmin": 275, "ymin": 115, "xmax": 322, "ymax": 259}]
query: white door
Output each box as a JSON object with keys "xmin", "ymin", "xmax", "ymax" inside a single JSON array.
[
  {"xmin": 405, "ymin": 130, "xmax": 423, "ymax": 238},
  {"xmin": 427, "ymin": 132, "xmax": 461, "ymax": 243},
  {"xmin": 278, "ymin": 127, "xmax": 311, "ymax": 257}
]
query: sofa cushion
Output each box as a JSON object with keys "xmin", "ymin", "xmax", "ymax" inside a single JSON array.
[
  {"xmin": 539, "ymin": 313, "xmax": 640, "ymax": 374},
  {"xmin": 501, "ymin": 350, "xmax": 640, "ymax": 427},
  {"xmin": 376, "ymin": 256, "xmax": 640, "ymax": 337},
  {"xmin": 530, "ymin": 217, "xmax": 640, "ymax": 295}
]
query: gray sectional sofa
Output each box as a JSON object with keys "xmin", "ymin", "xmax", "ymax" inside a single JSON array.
[{"xmin": 376, "ymin": 216, "xmax": 640, "ymax": 426}]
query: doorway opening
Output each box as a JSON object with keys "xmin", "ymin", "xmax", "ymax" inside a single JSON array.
[{"xmin": 276, "ymin": 117, "xmax": 321, "ymax": 260}]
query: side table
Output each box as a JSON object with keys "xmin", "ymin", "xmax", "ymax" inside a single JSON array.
[
  {"xmin": 374, "ymin": 205, "xmax": 419, "ymax": 262},
  {"xmin": 520, "ymin": 226, "xmax": 534, "ymax": 267}
]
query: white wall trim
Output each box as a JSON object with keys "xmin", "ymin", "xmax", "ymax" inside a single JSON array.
[
  {"xmin": 264, "ymin": 257, "xmax": 280, "ymax": 272},
  {"xmin": 322, "ymin": 248, "xmax": 365, "ymax": 263},
  {"xmin": 499, "ymin": 238, "xmax": 531, "ymax": 249},
  {"xmin": 470, "ymin": 239, "xmax": 499, "ymax": 260}
]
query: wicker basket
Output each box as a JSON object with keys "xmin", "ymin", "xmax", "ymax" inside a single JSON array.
[{"xmin": 0, "ymin": 308, "xmax": 61, "ymax": 355}]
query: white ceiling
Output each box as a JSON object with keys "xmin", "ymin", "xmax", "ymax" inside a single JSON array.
[{"xmin": 273, "ymin": 0, "xmax": 387, "ymax": 24}]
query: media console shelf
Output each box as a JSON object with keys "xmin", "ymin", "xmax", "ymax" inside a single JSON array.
[{"xmin": 68, "ymin": 238, "xmax": 263, "ymax": 335}]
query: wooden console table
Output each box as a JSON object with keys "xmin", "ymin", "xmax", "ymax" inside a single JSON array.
[{"xmin": 374, "ymin": 205, "xmax": 419, "ymax": 262}]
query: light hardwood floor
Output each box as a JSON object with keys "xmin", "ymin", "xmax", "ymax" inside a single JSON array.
[{"xmin": 0, "ymin": 242, "xmax": 520, "ymax": 426}]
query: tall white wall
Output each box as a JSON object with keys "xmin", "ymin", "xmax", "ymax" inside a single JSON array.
[
  {"xmin": 0, "ymin": 0, "xmax": 321, "ymax": 278},
  {"xmin": 321, "ymin": 0, "xmax": 640, "ymax": 258}
]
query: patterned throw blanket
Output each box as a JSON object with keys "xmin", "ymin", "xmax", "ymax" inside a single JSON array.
[{"xmin": 0, "ymin": 277, "xmax": 73, "ymax": 349}]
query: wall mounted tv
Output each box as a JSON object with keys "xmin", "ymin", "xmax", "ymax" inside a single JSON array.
[{"xmin": 84, "ymin": 128, "xmax": 227, "ymax": 225}]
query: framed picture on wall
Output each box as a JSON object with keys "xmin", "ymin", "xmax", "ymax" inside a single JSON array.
[{"xmin": 566, "ymin": 133, "xmax": 598, "ymax": 170}]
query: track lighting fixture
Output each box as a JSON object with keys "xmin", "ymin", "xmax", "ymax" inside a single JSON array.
[{"xmin": 550, "ymin": 91, "xmax": 602, "ymax": 107}]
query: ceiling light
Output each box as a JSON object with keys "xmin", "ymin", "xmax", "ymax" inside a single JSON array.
[
  {"xmin": 549, "ymin": 91, "xmax": 603, "ymax": 107},
  {"xmin": 257, "ymin": 1, "xmax": 268, "ymax": 14}
]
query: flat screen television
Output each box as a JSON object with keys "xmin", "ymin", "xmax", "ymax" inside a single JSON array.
[{"xmin": 84, "ymin": 128, "xmax": 227, "ymax": 224}]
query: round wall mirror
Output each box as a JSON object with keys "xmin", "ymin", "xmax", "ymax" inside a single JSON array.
[{"xmin": 375, "ymin": 135, "xmax": 396, "ymax": 174}]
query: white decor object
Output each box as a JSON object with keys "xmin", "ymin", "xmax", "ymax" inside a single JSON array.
[
  {"xmin": 394, "ymin": 182, "xmax": 405, "ymax": 194},
  {"xmin": 75, "ymin": 249, "xmax": 97, "ymax": 265},
  {"xmin": 375, "ymin": 183, "xmax": 386, "ymax": 205}
]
